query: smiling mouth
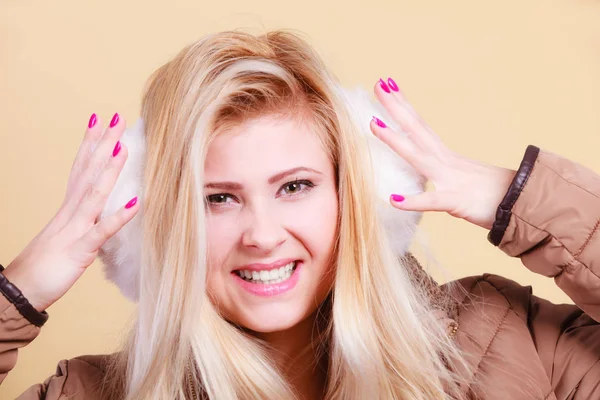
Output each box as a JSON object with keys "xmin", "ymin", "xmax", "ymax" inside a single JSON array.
[{"xmin": 234, "ymin": 261, "xmax": 298, "ymax": 285}]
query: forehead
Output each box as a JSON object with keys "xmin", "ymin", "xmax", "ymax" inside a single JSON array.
[{"xmin": 205, "ymin": 115, "xmax": 330, "ymax": 179}]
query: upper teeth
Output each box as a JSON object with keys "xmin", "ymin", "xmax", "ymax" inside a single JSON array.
[{"xmin": 237, "ymin": 261, "xmax": 296, "ymax": 284}]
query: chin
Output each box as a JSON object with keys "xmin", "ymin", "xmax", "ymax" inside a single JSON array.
[{"xmin": 235, "ymin": 303, "xmax": 313, "ymax": 333}]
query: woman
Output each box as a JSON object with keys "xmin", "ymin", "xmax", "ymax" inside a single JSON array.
[{"xmin": 1, "ymin": 30, "xmax": 599, "ymax": 400}]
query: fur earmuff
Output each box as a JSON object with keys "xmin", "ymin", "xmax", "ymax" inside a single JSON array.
[
  {"xmin": 98, "ymin": 87, "xmax": 425, "ymax": 302},
  {"xmin": 98, "ymin": 118, "xmax": 146, "ymax": 301}
]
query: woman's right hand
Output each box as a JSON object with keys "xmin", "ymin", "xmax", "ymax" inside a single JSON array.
[{"xmin": 2, "ymin": 113, "xmax": 140, "ymax": 313}]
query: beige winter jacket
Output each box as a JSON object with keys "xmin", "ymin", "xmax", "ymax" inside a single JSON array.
[{"xmin": 1, "ymin": 145, "xmax": 600, "ymax": 399}]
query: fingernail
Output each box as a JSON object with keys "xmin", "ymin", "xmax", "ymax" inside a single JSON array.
[
  {"xmin": 379, "ymin": 78, "xmax": 390, "ymax": 93},
  {"xmin": 391, "ymin": 194, "xmax": 405, "ymax": 202},
  {"xmin": 372, "ymin": 116, "xmax": 387, "ymax": 128},
  {"xmin": 109, "ymin": 113, "xmax": 120, "ymax": 128},
  {"xmin": 88, "ymin": 113, "xmax": 97, "ymax": 128},
  {"xmin": 387, "ymin": 77, "xmax": 399, "ymax": 92},
  {"xmin": 125, "ymin": 196, "xmax": 138, "ymax": 209},
  {"xmin": 112, "ymin": 141, "xmax": 121, "ymax": 157}
]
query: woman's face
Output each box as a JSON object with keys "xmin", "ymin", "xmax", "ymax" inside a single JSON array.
[{"xmin": 204, "ymin": 114, "xmax": 339, "ymax": 333}]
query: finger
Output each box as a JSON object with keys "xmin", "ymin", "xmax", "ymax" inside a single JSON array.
[
  {"xmin": 55, "ymin": 114, "xmax": 106, "ymax": 230},
  {"xmin": 389, "ymin": 192, "xmax": 452, "ymax": 213},
  {"xmin": 62, "ymin": 113, "xmax": 126, "ymax": 217},
  {"xmin": 71, "ymin": 141, "xmax": 130, "ymax": 233},
  {"xmin": 64, "ymin": 114, "xmax": 105, "ymax": 198},
  {"xmin": 78, "ymin": 195, "xmax": 140, "ymax": 254},
  {"xmin": 370, "ymin": 116, "xmax": 431, "ymax": 173},
  {"xmin": 374, "ymin": 79, "xmax": 444, "ymax": 152}
]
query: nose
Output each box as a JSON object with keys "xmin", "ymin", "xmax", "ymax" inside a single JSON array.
[{"xmin": 241, "ymin": 203, "xmax": 286, "ymax": 253}]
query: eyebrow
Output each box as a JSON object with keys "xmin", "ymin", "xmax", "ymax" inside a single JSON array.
[{"xmin": 204, "ymin": 167, "xmax": 322, "ymax": 190}]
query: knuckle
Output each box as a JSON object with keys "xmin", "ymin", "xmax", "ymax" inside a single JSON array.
[
  {"xmin": 94, "ymin": 222, "xmax": 111, "ymax": 241},
  {"xmin": 430, "ymin": 196, "xmax": 442, "ymax": 209},
  {"xmin": 86, "ymin": 186, "xmax": 108, "ymax": 203},
  {"xmin": 100, "ymin": 215, "xmax": 122, "ymax": 240},
  {"xmin": 80, "ymin": 170, "xmax": 99, "ymax": 192}
]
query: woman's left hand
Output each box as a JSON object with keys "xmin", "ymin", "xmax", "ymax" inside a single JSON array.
[{"xmin": 369, "ymin": 78, "xmax": 517, "ymax": 231}]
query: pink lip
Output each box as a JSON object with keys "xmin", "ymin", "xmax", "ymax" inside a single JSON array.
[
  {"xmin": 232, "ymin": 261, "xmax": 301, "ymax": 297},
  {"xmin": 234, "ymin": 258, "xmax": 296, "ymax": 272}
]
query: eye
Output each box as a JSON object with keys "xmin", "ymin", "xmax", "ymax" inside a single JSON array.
[
  {"xmin": 206, "ymin": 193, "xmax": 235, "ymax": 205},
  {"xmin": 279, "ymin": 179, "xmax": 315, "ymax": 197}
]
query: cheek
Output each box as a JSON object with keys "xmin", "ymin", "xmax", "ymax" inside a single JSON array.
[
  {"xmin": 205, "ymin": 216, "xmax": 238, "ymax": 282},
  {"xmin": 293, "ymin": 188, "xmax": 339, "ymax": 307},
  {"xmin": 290, "ymin": 187, "xmax": 339, "ymax": 268}
]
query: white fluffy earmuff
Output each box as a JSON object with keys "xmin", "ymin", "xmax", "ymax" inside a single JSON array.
[{"xmin": 98, "ymin": 86, "xmax": 425, "ymax": 302}]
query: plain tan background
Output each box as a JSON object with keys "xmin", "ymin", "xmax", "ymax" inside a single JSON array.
[{"xmin": 1, "ymin": 0, "xmax": 599, "ymax": 397}]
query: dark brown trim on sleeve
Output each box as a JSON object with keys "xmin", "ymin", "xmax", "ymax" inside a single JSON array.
[
  {"xmin": 488, "ymin": 145, "xmax": 541, "ymax": 246},
  {"xmin": 0, "ymin": 264, "xmax": 49, "ymax": 327}
]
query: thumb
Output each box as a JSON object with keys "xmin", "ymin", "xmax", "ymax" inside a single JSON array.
[{"xmin": 389, "ymin": 192, "xmax": 452, "ymax": 213}]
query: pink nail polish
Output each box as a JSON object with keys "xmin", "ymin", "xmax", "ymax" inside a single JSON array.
[
  {"xmin": 391, "ymin": 194, "xmax": 405, "ymax": 202},
  {"xmin": 109, "ymin": 113, "xmax": 120, "ymax": 128},
  {"xmin": 112, "ymin": 141, "xmax": 121, "ymax": 157},
  {"xmin": 387, "ymin": 77, "xmax": 399, "ymax": 92},
  {"xmin": 372, "ymin": 116, "xmax": 387, "ymax": 128},
  {"xmin": 88, "ymin": 113, "xmax": 97, "ymax": 128},
  {"xmin": 379, "ymin": 78, "xmax": 390, "ymax": 93},
  {"xmin": 125, "ymin": 196, "xmax": 138, "ymax": 209}
]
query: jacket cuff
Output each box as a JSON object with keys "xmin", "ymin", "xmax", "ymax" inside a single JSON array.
[
  {"xmin": 0, "ymin": 264, "xmax": 49, "ymax": 327},
  {"xmin": 488, "ymin": 145, "xmax": 541, "ymax": 246}
]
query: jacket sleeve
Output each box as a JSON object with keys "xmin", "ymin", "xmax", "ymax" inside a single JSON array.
[
  {"xmin": 488, "ymin": 145, "xmax": 600, "ymax": 398},
  {"xmin": 0, "ymin": 293, "xmax": 76, "ymax": 399},
  {"xmin": 0, "ymin": 271, "xmax": 68, "ymax": 399},
  {"xmin": 0, "ymin": 293, "xmax": 42, "ymax": 385},
  {"xmin": 489, "ymin": 145, "xmax": 600, "ymax": 321}
]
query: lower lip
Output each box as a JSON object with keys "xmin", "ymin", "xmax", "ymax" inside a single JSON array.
[{"xmin": 232, "ymin": 262, "xmax": 302, "ymax": 297}]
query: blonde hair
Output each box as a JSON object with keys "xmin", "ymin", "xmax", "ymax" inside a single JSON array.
[{"xmin": 101, "ymin": 29, "xmax": 472, "ymax": 399}]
